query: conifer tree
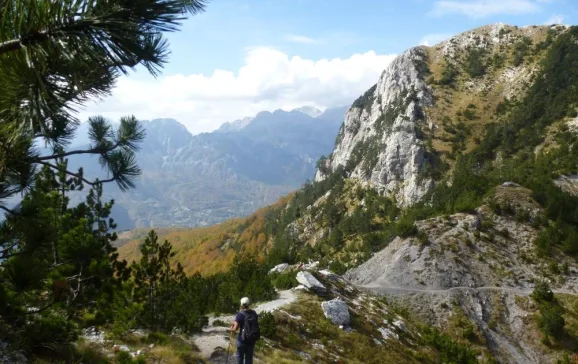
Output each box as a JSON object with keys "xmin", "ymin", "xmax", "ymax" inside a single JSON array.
[{"xmin": 0, "ymin": 0, "xmax": 207, "ymax": 356}]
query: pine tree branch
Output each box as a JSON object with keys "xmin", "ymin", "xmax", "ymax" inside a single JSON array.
[
  {"xmin": 35, "ymin": 161, "xmax": 115, "ymax": 186},
  {"xmin": 34, "ymin": 142, "xmax": 121, "ymax": 161},
  {"xmin": 0, "ymin": 38, "xmax": 24, "ymax": 55},
  {"xmin": 0, "ymin": 205, "xmax": 15, "ymax": 215}
]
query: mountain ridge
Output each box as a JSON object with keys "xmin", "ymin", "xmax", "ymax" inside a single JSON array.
[{"xmin": 68, "ymin": 105, "xmax": 347, "ymax": 229}]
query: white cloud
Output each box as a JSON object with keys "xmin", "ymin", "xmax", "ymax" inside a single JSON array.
[
  {"xmin": 431, "ymin": 0, "xmax": 541, "ymax": 18},
  {"xmin": 420, "ymin": 33, "xmax": 453, "ymax": 46},
  {"xmin": 79, "ymin": 48, "xmax": 396, "ymax": 134},
  {"xmin": 544, "ymin": 14, "xmax": 564, "ymax": 24},
  {"xmin": 283, "ymin": 34, "xmax": 317, "ymax": 44}
]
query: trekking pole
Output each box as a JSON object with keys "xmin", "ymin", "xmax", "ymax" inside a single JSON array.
[{"xmin": 225, "ymin": 330, "xmax": 233, "ymax": 364}]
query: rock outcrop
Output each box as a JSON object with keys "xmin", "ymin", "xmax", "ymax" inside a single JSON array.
[
  {"xmin": 296, "ymin": 271, "xmax": 326, "ymax": 291},
  {"xmin": 321, "ymin": 298, "xmax": 350, "ymax": 326},
  {"xmin": 316, "ymin": 46, "xmax": 434, "ymax": 206}
]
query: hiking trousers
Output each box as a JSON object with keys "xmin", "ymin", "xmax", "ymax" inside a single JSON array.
[{"xmin": 236, "ymin": 342, "xmax": 255, "ymax": 364}]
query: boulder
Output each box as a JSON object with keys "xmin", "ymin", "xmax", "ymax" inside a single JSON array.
[
  {"xmin": 502, "ymin": 181, "xmax": 520, "ymax": 188},
  {"xmin": 296, "ymin": 271, "xmax": 325, "ymax": 291},
  {"xmin": 321, "ymin": 298, "xmax": 350, "ymax": 326},
  {"xmin": 269, "ymin": 263, "xmax": 289, "ymax": 274},
  {"xmin": 119, "ymin": 345, "xmax": 130, "ymax": 352}
]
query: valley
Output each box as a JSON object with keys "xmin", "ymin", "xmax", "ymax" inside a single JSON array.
[{"xmin": 3, "ymin": 0, "xmax": 578, "ymax": 362}]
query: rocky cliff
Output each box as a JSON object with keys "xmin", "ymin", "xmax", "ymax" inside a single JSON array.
[{"xmin": 316, "ymin": 47, "xmax": 434, "ymax": 206}]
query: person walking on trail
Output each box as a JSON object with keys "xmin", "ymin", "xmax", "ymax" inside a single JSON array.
[{"xmin": 228, "ymin": 297, "xmax": 260, "ymax": 364}]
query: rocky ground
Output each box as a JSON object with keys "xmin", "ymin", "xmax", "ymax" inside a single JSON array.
[
  {"xmin": 192, "ymin": 289, "xmax": 298, "ymax": 362},
  {"xmin": 344, "ymin": 188, "xmax": 578, "ymax": 363}
]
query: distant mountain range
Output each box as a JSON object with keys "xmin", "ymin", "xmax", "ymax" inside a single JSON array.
[{"xmin": 65, "ymin": 106, "xmax": 347, "ymax": 230}]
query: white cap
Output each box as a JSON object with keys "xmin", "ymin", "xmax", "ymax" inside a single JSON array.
[{"xmin": 240, "ymin": 297, "xmax": 250, "ymax": 307}]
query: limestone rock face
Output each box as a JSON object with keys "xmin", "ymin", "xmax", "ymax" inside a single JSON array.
[
  {"xmin": 321, "ymin": 298, "xmax": 350, "ymax": 326},
  {"xmin": 296, "ymin": 271, "xmax": 326, "ymax": 291},
  {"xmin": 316, "ymin": 46, "xmax": 434, "ymax": 206}
]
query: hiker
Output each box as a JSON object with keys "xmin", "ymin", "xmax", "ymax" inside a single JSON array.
[{"xmin": 228, "ymin": 297, "xmax": 260, "ymax": 364}]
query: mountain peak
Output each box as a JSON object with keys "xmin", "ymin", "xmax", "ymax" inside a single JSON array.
[
  {"xmin": 292, "ymin": 106, "xmax": 323, "ymax": 118},
  {"xmin": 217, "ymin": 116, "xmax": 254, "ymax": 133}
]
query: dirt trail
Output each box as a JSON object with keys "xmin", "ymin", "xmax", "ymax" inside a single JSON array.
[
  {"xmin": 358, "ymin": 284, "xmax": 578, "ymax": 296},
  {"xmin": 192, "ymin": 289, "xmax": 298, "ymax": 361}
]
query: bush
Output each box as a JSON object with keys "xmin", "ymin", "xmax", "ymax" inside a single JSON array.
[
  {"xmin": 143, "ymin": 332, "xmax": 169, "ymax": 345},
  {"xmin": 466, "ymin": 48, "xmax": 486, "ymax": 78},
  {"xmin": 329, "ymin": 260, "xmax": 347, "ymax": 275},
  {"xmin": 352, "ymin": 84, "xmax": 377, "ymax": 111},
  {"xmin": 396, "ymin": 216, "xmax": 417, "ymax": 237},
  {"xmin": 531, "ymin": 280, "xmax": 554, "ymax": 303},
  {"xmin": 259, "ymin": 311, "xmax": 276, "ymax": 338},
  {"xmin": 440, "ymin": 62, "xmax": 459, "ymax": 86},
  {"xmin": 116, "ymin": 351, "xmax": 146, "ymax": 364},
  {"xmin": 271, "ymin": 271, "xmax": 299, "ymax": 290},
  {"xmin": 539, "ymin": 303, "xmax": 565, "ymax": 341},
  {"xmin": 419, "ymin": 327, "xmax": 477, "ymax": 364}
]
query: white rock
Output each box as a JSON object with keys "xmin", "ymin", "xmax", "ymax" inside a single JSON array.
[
  {"xmin": 501, "ymin": 181, "xmax": 520, "ymax": 188},
  {"xmin": 302, "ymin": 261, "xmax": 319, "ymax": 270},
  {"xmin": 296, "ymin": 271, "xmax": 326, "ymax": 291},
  {"xmin": 318, "ymin": 269, "xmax": 335, "ymax": 276},
  {"xmin": 119, "ymin": 345, "xmax": 130, "ymax": 352},
  {"xmin": 293, "ymin": 284, "xmax": 308, "ymax": 291},
  {"xmin": 148, "ymin": 344, "xmax": 155, "ymax": 349},
  {"xmin": 81, "ymin": 327, "xmax": 105, "ymax": 344},
  {"xmin": 393, "ymin": 319, "xmax": 406, "ymax": 332},
  {"xmin": 379, "ymin": 327, "xmax": 399, "ymax": 340},
  {"xmin": 269, "ymin": 263, "xmax": 289, "ymax": 274},
  {"xmin": 321, "ymin": 298, "xmax": 350, "ymax": 326}
]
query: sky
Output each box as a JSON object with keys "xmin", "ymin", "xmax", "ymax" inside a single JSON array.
[{"xmin": 79, "ymin": 0, "xmax": 578, "ymax": 134}]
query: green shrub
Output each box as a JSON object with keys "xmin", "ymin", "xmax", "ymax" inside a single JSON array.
[
  {"xmin": 465, "ymin": 48, "xmax": 486, "ymax": 78},
  {"xmin": 531, "ymin": 280, "xmax": 554, "ymax": 303},
  {"xmin": 143, "ymin": 332, "xmax": 169, "ymax": 345},
  {"xmin": 396, "ymin": 216, "xmax": 417, "ymax": 237},
  {"xmin": 116, "ymin": 352, "xmax": 134, "ymax": 364},
  {"xmin": 352, "ymin": 84, "xmax": 377, "ymax": 111},
  {"xmin": 271, "ymin": 271, "xmax": 299, "ymax": 290},
  {"xmin": 440, "ymin": 62, "xmax": 459, "ymax": 86},
  {"xmin": 329, "ymin": 260, "xmax": 347, "ymax": 275},
  {"xmin": 419, "ymin": 327, "xmax": 477, "ymax": 364},
  {"xmin": 538, "ymin": 303, "xmax": 565, "ymax": 341},
  {"xmin": 259, "ymin": 311, "xmax": 276, "ymax": 338}
]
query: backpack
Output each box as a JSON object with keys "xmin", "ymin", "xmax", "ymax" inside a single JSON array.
[{"xmin": 240, "ymin": 310, "xmax": 260, "ymax": 344}]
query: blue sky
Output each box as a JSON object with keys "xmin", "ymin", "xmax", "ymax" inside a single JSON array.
[
  {"xmin": 162, "ymin": 0, "xmax": 577, "ymax": 76},
  {"xmin": 82, "ymin": 0, "xmax": 578, "ymax": 134}
]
